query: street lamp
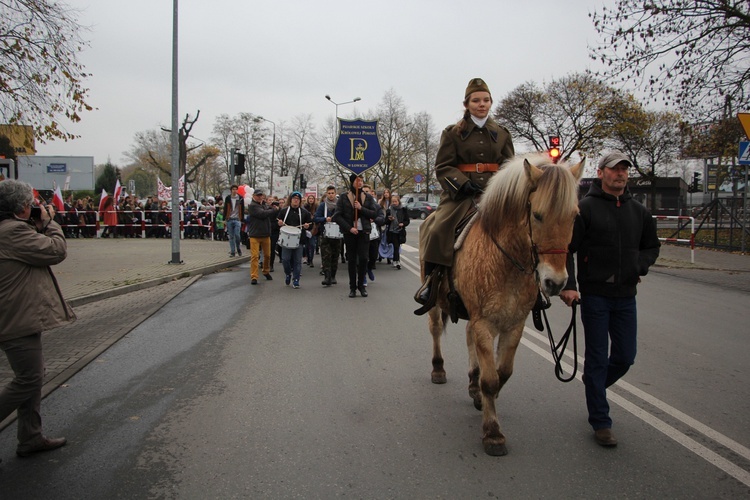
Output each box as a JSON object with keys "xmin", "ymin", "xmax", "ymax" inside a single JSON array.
[
  {"xmin": 325, "ymin": 95, "xmax": 361, "ymax": 121},
  {"xmin": 325, "ymin": 95, "xmax": 361, "ymax": 173},
  {"xmin": 256, "ymin": 116, "xmax": 276, "ymax": 196}
]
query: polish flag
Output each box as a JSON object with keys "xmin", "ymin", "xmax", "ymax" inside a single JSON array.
[
  {"xmin": 113, "ymin": 179, "xmax": 122, "ymax": 204},
  {"xmin": 98, "ymin": 189, "xmax": 108, "ymax": 214},
  {"xmin": 52, "ymin": 185, "xmax": 65, "ymax": 212}
]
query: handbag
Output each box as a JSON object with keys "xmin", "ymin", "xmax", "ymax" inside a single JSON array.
[{"xmin": 378, "ymin": 231, "xmax": 394, "ymax": 259}]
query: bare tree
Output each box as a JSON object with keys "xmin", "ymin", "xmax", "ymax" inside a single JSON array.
[
  {"xmin": 0, "ymin": 0, "xmax": 93, "ymax": 142},
  {"xmin": 412, "ymin": 111, "xmax": 439, "ymax": 198},
  {"xmin": 494, "ymin": 73, "xmax": 615, "ymax": 161},
  {"xmin": 590, "ymin": 0, "xmax": 750, "ymax": 119}
]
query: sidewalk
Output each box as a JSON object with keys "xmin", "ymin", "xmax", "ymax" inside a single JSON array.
[
  {"xmin": 1, "ymin": 238, "xmax": 748, "ymax": 432},
  {"xmin": 56, "ymin": 238, "xmax": 249, "ymax": 306}
]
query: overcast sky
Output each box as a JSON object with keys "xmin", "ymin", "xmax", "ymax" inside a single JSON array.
[{"xmin": 35, "ymin": 0, "xmax": 609, "ymax": 165}]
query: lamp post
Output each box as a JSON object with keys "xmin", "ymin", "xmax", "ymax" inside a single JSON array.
[
  {"xmin": 325, "ymin": 95, "xmax": 361, "ymax": 171},
  {"xmin": 325, "ymin": 95, "xmax": 361, "ymax": 122},
  {"xmin": 256, "ymin": 116, "xmax": 276, "ymax": 196}
]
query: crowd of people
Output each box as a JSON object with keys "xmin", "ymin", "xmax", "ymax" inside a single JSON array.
[{"xmin": 233, "ymin": 177, "xmax": 410, "ymax": 297}]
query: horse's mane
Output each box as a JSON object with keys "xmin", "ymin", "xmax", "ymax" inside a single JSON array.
[{"xmin": 478, "ymin": 153, "xmax": 579, "ymax": 226}]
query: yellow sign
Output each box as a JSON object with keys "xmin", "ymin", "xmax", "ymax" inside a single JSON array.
[
  {"xmin": 0, "ymin": 124, "xmax": 36, "ymax": 155},
  {"xmin": 738, "ymin": 113, "xmax": 750, "ymax": 140}
]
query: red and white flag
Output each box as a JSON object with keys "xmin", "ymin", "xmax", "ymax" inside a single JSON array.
[
  {"xmin": 98, "ymin": 189, "xmax": 108, "ymax": 214},
  {"xmin": 113, "ymin": 179, "xmax": 122, "ymax": 204},
  {"xmin": 32, "ymin": 188, "xmax": 42, "ymax": 204},
  {"xmin": 52, "ymin": 185, "xmax": 65, "ymax": 212}
]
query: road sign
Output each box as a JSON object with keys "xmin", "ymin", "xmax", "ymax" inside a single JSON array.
[
  {"xmin": 740, "ymin": 141, "xmax": 750, "ymax": 165},
  {"xmin": 414, "ymin": 174, "xmax": 424, "ymax": 183},
  {"xmin": 738, "ymin": 113, "xmax": 750, "ymax": 139}
]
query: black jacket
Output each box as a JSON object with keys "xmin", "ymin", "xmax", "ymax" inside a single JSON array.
[
  {"xmin": 246, "ymin": 200, "xmax": 278, "ymax": 238},
  {"xmin": 332, "ymin": 189, "xmax": 379, "ymax": 234},
  {"xmin": 564, "ymin": 180, "xmax": 660, "ymax": 297}
]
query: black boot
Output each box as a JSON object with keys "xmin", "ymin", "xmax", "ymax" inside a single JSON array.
[
  {"xmin": 349, "ymin": 288, "xmax": 357, "ymax": 298},
  {"xmin": 322, "ymin": 271, "xmax": 332, "ymax": 286},
  {"xmin": 331, "ymin": 271, "xmax": 337, "ymax": 285},
  {"xmin": 358, "ymin": 285, "xmax": 368, "ymax": 297}
]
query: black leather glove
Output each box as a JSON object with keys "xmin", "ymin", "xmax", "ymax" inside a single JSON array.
[{"xmin": 458, "ymin": 181, "xmax": 481, "ymax": 199}]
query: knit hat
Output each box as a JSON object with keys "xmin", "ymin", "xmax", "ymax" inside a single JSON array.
[
  {"xmin": 349, "ymin": 172, "xmax": 361, "ymax": 184},
  {"xmin": 290, "ymin": 191, "xmax": 302, "ymax": 199},
  {"xmin": 465, "ymin": 78, "xmax": 491, "ymax": 99},
  {"xmin": 598, "ymin": 151, "xmax": 633, "ymax": 169}
]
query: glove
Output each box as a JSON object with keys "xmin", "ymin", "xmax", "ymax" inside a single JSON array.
[{"xmin": 458, "ymin": 181, "xmax": 481, "ymax": 199}]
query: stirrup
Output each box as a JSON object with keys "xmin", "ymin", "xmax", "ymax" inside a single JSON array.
[{"xmin": 413, "ymin": 267, "xmax": 443, "ymax": 315}]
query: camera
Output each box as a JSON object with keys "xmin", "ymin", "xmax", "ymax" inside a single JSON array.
[{"xmin": 30, "ymin": 206, "xmax": 49, "ymax": 220}]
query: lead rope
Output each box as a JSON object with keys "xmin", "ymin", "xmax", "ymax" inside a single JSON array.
[{"xmin": 532, "ymin": 291, "xmax": 578, "ymax": 382}]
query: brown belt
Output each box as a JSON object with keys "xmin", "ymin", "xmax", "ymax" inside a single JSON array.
[{"xmin": 457, "ymin": 163, "xmax": 499, "ymax": 173}]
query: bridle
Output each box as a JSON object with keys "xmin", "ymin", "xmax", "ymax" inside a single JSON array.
[{"xmin": 487, "ymin": 199, "xmax": 579, "ymax": 383}]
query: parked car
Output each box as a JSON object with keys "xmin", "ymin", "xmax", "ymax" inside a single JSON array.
[{"xmin": 406, "ymin": 201, "xmax": 437, "ymax": 219}]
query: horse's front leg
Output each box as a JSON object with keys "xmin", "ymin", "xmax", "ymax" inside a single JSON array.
[
  {"xmin": 470, "ymin": 318, "xmax": 507, "ymax": 456},
  {"xmin": 466, "ymin": 323, "xmax": 481, "ymax": 410},
  {"xmin": 428, "ymin": 307, "xmax": 448, "ymax": 384}
]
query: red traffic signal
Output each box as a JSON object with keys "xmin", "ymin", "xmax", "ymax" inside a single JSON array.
[{"xmin": 548, "ymin": 136, "xmax": 561, "ymax": 163}]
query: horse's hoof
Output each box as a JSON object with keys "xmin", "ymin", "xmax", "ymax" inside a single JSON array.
[
  {"xmin": 431, "ymin": 371, "xmax": 447, "ymax": 384},
  {"xmin": 483, "ymin": 440, "xmax": 508, "ymax": 456}
]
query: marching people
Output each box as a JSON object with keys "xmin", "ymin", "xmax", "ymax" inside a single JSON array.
[
  {"xmin": 314, "ymin": 185, "xmax": 341, "ymax": 287},
  {"xmin": 559, "ymin": 151, "xmax": 661, "ymax": 448},
  {"xmin": 386, "ymin": 193, "xmax": 409, "ymax": 270},
  {"xmin": 377, "ymin": 188, "xmax": 392, "ymax": 264},
  {"xmin": 246, "ymin": 188, "xmax": 278, "ymax": 285},
  {"xmin": 303, "ymin": 194, "xmax": 319, "ymax": 268},
  {"xmin": 0, "ymin": 180, "xmax": 75, "ymax": 459},
  {"xmin": 277, "ymin": 191, "xmax": 312, "ymax": 289},
  {"xmin": 361, "ymin": 184, "xmax": 384, "ymax": 285},
  {"xmin": 332, "ymin": 173, "xmax": 380, "ymax": 298},
  {"xmin": 223, "ymin": 184, "xmax": 244, "ymax": 257},
  {"xmin": 415, "ymin": 77, "xmax": 515, "ymax": 313},
  {"xmin": 268, "ymin": 196, "xmax": 283, "ymax": 272}
]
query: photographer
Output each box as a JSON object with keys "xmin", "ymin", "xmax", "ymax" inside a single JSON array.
[{"xmin": 0, "ymin": 179, "xmax": 75, "ymax": 459}]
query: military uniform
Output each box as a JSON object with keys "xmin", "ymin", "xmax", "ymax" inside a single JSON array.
[{"xmin": 420, "ymin": 118, "xmax": 514, "ymax": 267}]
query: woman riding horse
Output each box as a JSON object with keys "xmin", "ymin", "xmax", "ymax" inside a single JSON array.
[{"xmin": 415, "ymin": 77, "xmax": 515, "ymax": 313}]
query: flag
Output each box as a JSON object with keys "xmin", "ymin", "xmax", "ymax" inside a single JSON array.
[
  {"xmin": 52, "ymin": 185, "xmax": 64, "ymax": 212},
  {"xmin": 114, "ymin": 179, "xmax": 122, "ymax": 204},
  {"xmin": 32, "ymin": 188, "xmax": 42, "ymax": 204},
  {"xmin": 98, "ymin": 189, "xmax": 108, "ymax": 214}
]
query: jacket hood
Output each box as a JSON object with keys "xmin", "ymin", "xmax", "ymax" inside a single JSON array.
[{"xmin": 586, "ymin": 178, "xmax": 632, "ymax": 203}]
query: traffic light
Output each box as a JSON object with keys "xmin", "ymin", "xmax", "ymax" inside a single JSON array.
[
  {"xmin": 235, "ymin": 153, "xmax": 246, "ymax": 175},
  {"xmin": 299, "ymin": 173, "xmax": 307, "ymax": 189},
  {"xmin": 690, "ymin": 171, "xmax": 701, "ymax": 193},
  {"xmin": 548, "ymin": 136, "xmax": 561, "ymax": 163}
]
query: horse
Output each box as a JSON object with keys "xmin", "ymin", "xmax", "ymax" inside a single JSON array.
[{"xmin": 425, "ymin": 152, "xmax": 583, "ymax": 456}]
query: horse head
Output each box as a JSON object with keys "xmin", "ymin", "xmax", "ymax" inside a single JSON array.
[{"xmin": 525, "ymin": 155, "xmax": 584, "ymax": 296}]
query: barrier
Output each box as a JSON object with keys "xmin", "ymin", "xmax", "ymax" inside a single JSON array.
[
  {"xmin": 653, "ymin": 215, "xmax": 695, "ymax": 263},
  {"xmin": 53, "ymin": 209, "xmax": 222, "ymax": 240}
]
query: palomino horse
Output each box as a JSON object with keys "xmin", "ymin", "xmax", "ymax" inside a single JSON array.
[{"xmin": 425, "ymin": 153, "xmax": 583, "ymax": 456}]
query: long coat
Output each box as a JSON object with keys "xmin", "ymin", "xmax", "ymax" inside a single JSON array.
[
  {"xmin": 420, "ymin": 118, "xmax": 514, "ymax": 267},
  {"xmin": 0, "ymin": 219, "xmax": 76, "ymax": 342}
]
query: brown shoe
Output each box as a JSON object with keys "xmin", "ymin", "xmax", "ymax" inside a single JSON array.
[
  {"xmin": 16, "ymin": 436, "xmax": 67, "ymax": 457},
  {"xmin": 594, "ymin": 428, "xmax": 618, "ymax": 447}
]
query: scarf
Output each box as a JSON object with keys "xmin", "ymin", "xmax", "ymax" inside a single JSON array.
[{"xmin": 470, "ymin": 115, "xmax": 488, "ymax": 128}]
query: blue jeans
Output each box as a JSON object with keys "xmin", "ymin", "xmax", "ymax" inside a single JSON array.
[
  {"xmin": 226, "ymin": 219, "xmax": 241, "ymax": 254},
  {"xmin": 580, "ymin": 294, "xmax": 637, "ymax": 430},
  {"xmin": 281, "ymin": 244, "xmax": 303, "ymax": 281}
]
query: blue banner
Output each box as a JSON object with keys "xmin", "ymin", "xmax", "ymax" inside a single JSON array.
[
  {"xmin": 334, "ymin": 119, "xmax": 381, "ymax": 174},
  {"xmin": 47, "ymin": 163, "xmax": 67, "ymax": 173}
]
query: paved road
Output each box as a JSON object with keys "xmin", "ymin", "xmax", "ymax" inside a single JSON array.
[{"xmin": 0, "ymin": 238, "xmax": 748, "ymax": 497}]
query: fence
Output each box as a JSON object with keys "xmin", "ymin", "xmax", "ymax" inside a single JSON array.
[
  {"xmin": 653, "ymin": 215, "xmax": 695, "ymax": 263},
  {"xmin": 54, "ymin": 209, "xmax": 226, "ymax": 240}
]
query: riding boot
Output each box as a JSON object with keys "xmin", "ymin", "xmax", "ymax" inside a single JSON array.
[{"xmin": 414, "ymin": 264, "xmax": 444, "ymax": 315}]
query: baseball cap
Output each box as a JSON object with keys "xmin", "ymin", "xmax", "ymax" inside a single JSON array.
[{"xmin": 598, "ymin": 151, "xmax": 633, "ymax": 169}]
